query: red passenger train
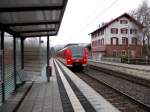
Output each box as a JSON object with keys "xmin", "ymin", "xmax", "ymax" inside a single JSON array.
[{"xmin": 56, "ymin": 45, "xmax": 87, "ymax": 68}]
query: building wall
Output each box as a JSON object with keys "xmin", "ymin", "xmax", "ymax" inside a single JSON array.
[
  {"xmin": 91, "ymin": 16, "xmax": 143, "ymax": 59},
  {"xmin": 91, "ymin": 31, "xmax": 105, "ymax": 52},
  {"xmin": 105, "ymin": 45, "xmax": 142, "ymax": 58},
  {"xmin": 92, "ymin": 52, "xmax": 105, "ymax": 60},
  {"xmin": 105, "ymin": 17, "xmax": 142, "ymax": 45}
]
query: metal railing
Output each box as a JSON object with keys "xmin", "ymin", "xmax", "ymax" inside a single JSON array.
[{"xmin": 121, "ymin": 58, "xmax": 150, "ymax": 65}]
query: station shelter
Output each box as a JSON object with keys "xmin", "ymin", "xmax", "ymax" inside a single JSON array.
[{"xmin": 0, "ymin": 0, "xmax": 68, "ymax": 104}]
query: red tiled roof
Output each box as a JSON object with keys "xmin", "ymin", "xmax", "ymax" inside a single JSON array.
[{"xmin": 90, "ymin": 13, "xmax": 144, "ymax": 35}]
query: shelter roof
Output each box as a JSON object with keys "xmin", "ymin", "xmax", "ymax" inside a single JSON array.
[{"xmin": 0, "ymin": 0, "xmax": 68, "ymax": 37}]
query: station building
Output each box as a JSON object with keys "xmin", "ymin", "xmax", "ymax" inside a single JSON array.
[{"xmin": 90, "ymin": 13, "xmax": 144, "ymax": 61}]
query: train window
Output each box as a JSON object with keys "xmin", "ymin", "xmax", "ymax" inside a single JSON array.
[{"xmin": 70, "ymin": 47, "xmax": 83, "ymax": 58}]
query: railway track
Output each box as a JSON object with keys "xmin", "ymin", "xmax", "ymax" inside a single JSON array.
[{"xmin": 75, "ymin": 69, "xmax": 150, "ymax": 112}]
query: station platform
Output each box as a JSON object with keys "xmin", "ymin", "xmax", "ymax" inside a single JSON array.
[
  {"xmin": 88, "ymin": 59, "xmax": 150, "ymax": 81},
  {"xmin": 0, "ymin": 58, "xmax": 120, "ymax": 112}
]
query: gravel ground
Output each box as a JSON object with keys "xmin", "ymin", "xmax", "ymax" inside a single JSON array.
[{"xmin": 83, "ymin": 67, "xmax": 150, "ymax": 107}]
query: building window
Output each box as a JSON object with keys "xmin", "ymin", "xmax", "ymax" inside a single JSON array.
[
  {"xmin": 96, "ymin": 32, "xmax": 99, "ymax": 37},
  {"xmin": 95, "ymin": 33, "xmax": 97, "ymax": 37},
  {"xmin": 92, "ymin": 35, "xmax": 94, "ymax": 38},
  {"xmin": 111, "ymin": 37, "xmax": 118, "ymax": 45},
  {"xmin": 130, "ymin": 29, "xmax": 137, "ymax": 34},
  {"xmin": 98, "ymin": 30, "xmax": 104, "ymax": 35},
  {"xmin": 111, "ymin": 28, "xmax": 118, "ymax": 34},
  {"xmin": 92, "ymin": 41, "xmax": 94, "ymax": 47},
  {"xmin": 122, "ymin": 50, "xmax": 126, "ymax": 56},
  {"xmin": 131, "ymin": 37, "xmax": 137, "ymax": 45},
  {"xmin": 92, "ymin": 41, "xmax": 96, "ymax": 47},
  {"xmin": 120, "ymin": 20, "xmax": 128, "ymax": 24},
  {"xmin": 94, "ymin": 41, "xmax": 96, "ymax": 47},
  {"xmin": 92, "ymin": 34, "xmax": 94, "ymax": 38},
  {"xmin": 95, "ymin": 40, "xmax": 97, "ymax": 47},
  {"xmin": 97, "ymin": 32, "xmax": 99, "ymax": 36},
  {"xmin": 98, "ymin": 39, "xmax": 100, "ymax": 46},
  {"xmin": 121, "ymin": 28, "xmax": 128, "ymax": 34},
  {"xmin": 101, "ymin": 30, "xmax": 104, "ymax": 35},
  {"xmin": 112, "ymin": 50, "xmax": 117, "ymax": 57},
  {"xmin": 122, "ymin": 37, "xmax": 128, "ymax": 45},
  {"xmin": 93, "ymin": 41, "xmax": 96, "ymax": 47},
  {"xmin": 95, "ymin": 40, "xmax": 98, "ymax": 47},
  {"xmin": 101, "ymin": 38, "xmax": 104, "ymax": 45}
]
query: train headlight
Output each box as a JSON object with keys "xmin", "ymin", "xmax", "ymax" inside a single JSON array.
[{"xmin": 67, "ymin": 59, "xmax": 71, "ymax": 62}]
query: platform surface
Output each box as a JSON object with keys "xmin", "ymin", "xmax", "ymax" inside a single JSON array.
[
  {"xmin": 55, "ymin": 59, "xmax": 120, "ymax": 112},
  {"xmin": 17, "ymin": 59, "xmax": 63, "ymax": 112},
  {"xmin": 89, "ymin": 59, "xmax": 150, "ymax": 71},
  {"xmin": 88, "ymin": 59, "xmax": 150, "ymax": 80},
  {"xmin": 0, "ymin": 58, "xmax": 121, "ymax": 112}
]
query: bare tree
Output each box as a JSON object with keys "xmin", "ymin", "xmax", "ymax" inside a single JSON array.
[{"xmin": 130, "ymin": 0, "xmax": 150, "ymax": 57}]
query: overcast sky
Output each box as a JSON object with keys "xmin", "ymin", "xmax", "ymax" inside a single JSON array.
[{"xmin": 50, "ymin": 0, "xmax": 144, "ymax": 46}]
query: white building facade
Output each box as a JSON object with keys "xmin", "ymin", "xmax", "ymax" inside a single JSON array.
[{"xmin": 90, "ymin": 13, "xmax": 143, "ymax": 60}]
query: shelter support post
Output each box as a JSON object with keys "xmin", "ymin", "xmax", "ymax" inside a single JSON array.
[
  {"xmin": 13, "ymin": 36, "xmax": 17, "ymax": 92},
  {"xmin": 21, "ymin": 38, "xmax": 25, "ymax": 69},
  {"xmin": 1, "ymin": 30, "xmax": 5, "ymax": 103},
  {"xmin": 46, "ymin": 36, "xmax": 50, "ymax": 82}
]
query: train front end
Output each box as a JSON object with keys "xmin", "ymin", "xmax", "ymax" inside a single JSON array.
[{"xmin": 65, "ymin": 46, "xmax": 87, "ymax": 67}]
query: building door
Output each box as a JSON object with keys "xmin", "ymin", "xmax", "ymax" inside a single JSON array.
[{"xmin": 131, "ymin": 50, "xmax": 135, "ymax": 58}]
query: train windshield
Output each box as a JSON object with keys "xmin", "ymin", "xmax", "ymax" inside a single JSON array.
[{"xmin": 70, "ymin": 47, "xmax": 83, "ymax": 59}]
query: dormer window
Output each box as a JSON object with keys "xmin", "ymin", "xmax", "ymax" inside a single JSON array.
[{"xmin": 120, "ymin": 20, "xmax": 128, "ymax": 24}]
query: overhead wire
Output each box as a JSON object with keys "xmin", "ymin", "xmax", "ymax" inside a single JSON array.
[
  {"xmin": 75, "ymin": 0, "xmax": 119, "ymax": 36},
  {"xmin": 79, "ymin": 0, "xmax": 107, "ymax": 28}
]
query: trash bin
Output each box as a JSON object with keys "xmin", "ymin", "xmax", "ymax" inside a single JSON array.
[
  {"xmin": 48, "ymin": 66, "xmax": 52, "ymax": 77},
  {"xmin": 46, "ymin": 66, "xmax": 52, "ymax": 82},
  {"xmin": 46, "ymin": 66, "xmax": 52, "ymax": 77}
]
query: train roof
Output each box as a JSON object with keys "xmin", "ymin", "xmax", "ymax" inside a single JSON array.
[
  {"xmin": 64, "ymin": 43, "xmax": 79, "ymax": 48},
  {"xmin": 57, "ymin": 44, "xmax": 83, "ymax": 53}
]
